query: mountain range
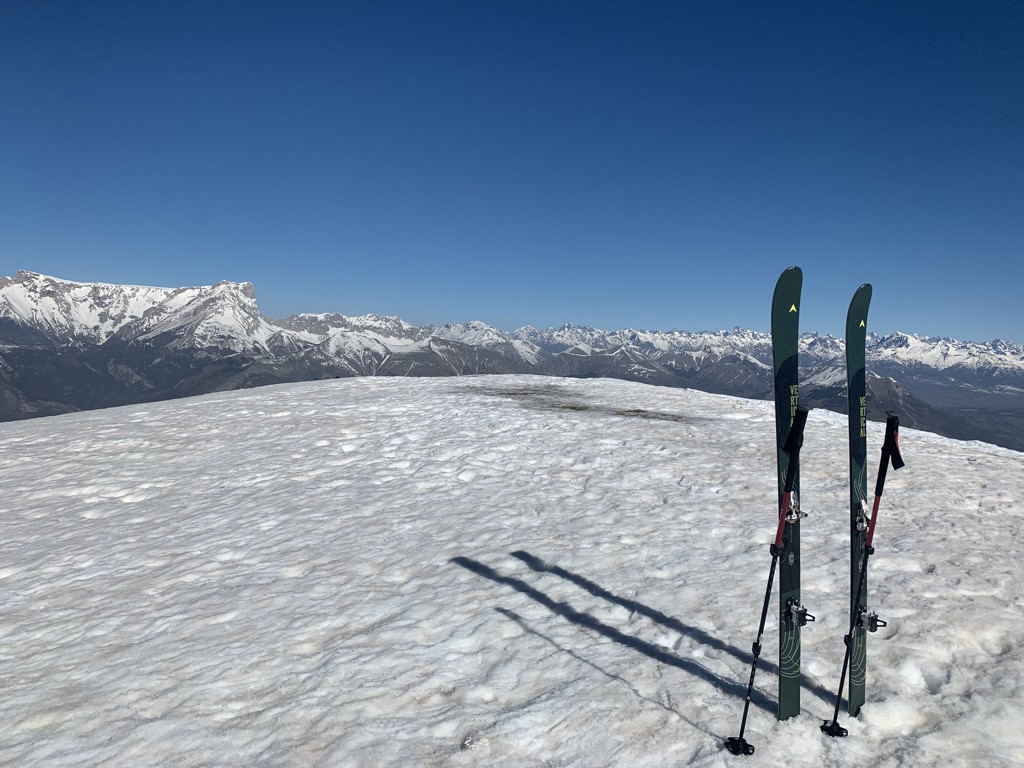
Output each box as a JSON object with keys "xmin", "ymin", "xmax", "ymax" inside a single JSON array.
[{"xmin": 2, "ymin": 270, "xmax": 1022, "ymax": 451}]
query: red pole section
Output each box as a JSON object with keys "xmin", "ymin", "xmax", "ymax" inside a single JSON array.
[
  {"xmin": 865, "ymin": 494, "xmax": 882, "ymax": 549},
  {"xmin": 773, "ymin": 491, "xmax": 791, "ymax": 550},
  {"xmin": 772, "ymin": 407, "xmax": 809, "ymax": 550},
  {"xmin": 866, "ymin": 414, "xmax": 905, "ymax": 549}
]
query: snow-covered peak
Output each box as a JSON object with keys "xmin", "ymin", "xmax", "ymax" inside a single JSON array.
[
  {"xmin": 429, "ymin": 320, "xmax": 509, "ymax": 346},
  {"xmin": 518, "ymin": 324, "xmax": 615, "ymax": 352},
  {"xmin": 801, "ymin": 333, "xmax": 844, "ymax": 360},
  {"xmin": 871, "ymin": 332, "xmax": 1024, "ymax": 372},
  {"xmin": 276, "ymin": 312, "xmax": 418, "ymax": 341},
  {"xmin": 420, "ymin": 321, "xmax": 543, "ymax": 366},
  {"xmin": 0, "ymin": 270, "xmax": 178, "ymax": 343},
  {"xmin": 874, "ymin": 331, "xmax": 917, "ymax": 350},
  {"xmin": 115, "ymin": 279, "xmax": 282, "ymax": 354},
  {"xmin": 0, "ymin": 270, "xmax": 295, "ymax": 354}
]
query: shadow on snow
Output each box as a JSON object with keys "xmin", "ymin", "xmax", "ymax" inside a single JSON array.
[
  {"xmin": 508, "ymin": 549, "xmax": 836, "ymax": 707},
  {"xmin": 448, "ymin": 552, "xmax": 827, "ymax": 718}
]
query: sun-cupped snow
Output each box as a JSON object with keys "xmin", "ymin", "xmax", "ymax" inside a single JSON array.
[{"xmin": 1, "ymin": 375, "xmax": 1021, "ymax": 767}]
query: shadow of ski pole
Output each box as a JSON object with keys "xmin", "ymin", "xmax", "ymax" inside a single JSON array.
[
  {"xmin": 450, "ymin": 555, "xmax": 775, "ymax": 714},
  {"xmin": 509, "ymin": 549, "xmax": 837, "ymax": 707},
  {"xmin": 493, "ymin": 606, "xmax": 717, "ymax": 737}
]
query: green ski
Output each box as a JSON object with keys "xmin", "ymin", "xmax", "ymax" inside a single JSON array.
[
  {"xmin": 725, "ymin": 267, "xmax": 812, "ymax": 755},
  {"xmin": 822, "ymin": 413, "xmax": 905, "ymax": 737},
  {"xmin": 846, "ymin": 284, "xmax": 872, "ymax": 715},
  {"xmin": 771, "ymin": 266, "xmax": 811, "ymax": 721}
]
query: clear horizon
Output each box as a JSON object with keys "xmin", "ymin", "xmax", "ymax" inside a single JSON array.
[
  {"xmin": 6, "ymin": 266, "xmax": 1019, "ymax": 346},
  {"xmin": 3, "ymin": 3, "xmax": 1022, "ymax": 343}
]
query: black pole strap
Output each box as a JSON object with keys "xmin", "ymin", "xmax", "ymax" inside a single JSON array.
[{"xmin": 873, "ymin": 413, "xmax": 904, "ymax": 498}]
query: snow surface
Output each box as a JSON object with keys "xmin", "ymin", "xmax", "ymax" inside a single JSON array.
[{"xmin": 1, "ymin": 376, "xmax": 1022, "ymax": 767}]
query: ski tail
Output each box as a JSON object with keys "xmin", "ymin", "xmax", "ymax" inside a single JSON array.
[
  {"xmin": 824, "ymin": 412, "xmax": 906, "ymax": 737},
  {"xmin": 726, "ymin": 407, "xmax": 809, "ymax": 757}
]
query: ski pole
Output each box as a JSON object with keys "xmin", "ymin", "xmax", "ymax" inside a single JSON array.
[
  {"xmin": 725, "ymin": 406, "xmax": 809, "ymax": 756},
  {"xmin": 821, "ymin": 413, "xmax": 905, "ymax": 737}
]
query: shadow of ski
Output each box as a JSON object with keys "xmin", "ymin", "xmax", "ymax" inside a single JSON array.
[
  {"xmin": 450, "ymin": 555, "xmax": 775, "ymax": 714},
  {"xmin": 509, "ymin": 549, "xmax": 836, "ymax": 706}
]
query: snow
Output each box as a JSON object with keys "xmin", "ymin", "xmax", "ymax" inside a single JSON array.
[
  {"xmin": 6, "ymin": 272, "xmax": 1024, "ymax": 386},
  {"xmin": 1, "ymin": 375, "xmax": 1022, "ymax": 767},
  {"xmin": 0, "ymin": 272, "xmax": 178, "ymax": 342},
  {"xmin": 872, "ymin": 332, "xmax": 1024, "ymax": 372},
  {"xmin": 0, "ymin": 272, "xmax": 287, "ymax": 353}
]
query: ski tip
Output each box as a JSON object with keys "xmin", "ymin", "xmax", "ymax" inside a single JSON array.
[{"xmin": 773, "ymin": 267, "xmax": 803, "ymax": 297}]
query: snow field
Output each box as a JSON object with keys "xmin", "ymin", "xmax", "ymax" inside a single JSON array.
[{"xmin": 0, "ymin": 375, "xmax": 1021, "ymax": 767}]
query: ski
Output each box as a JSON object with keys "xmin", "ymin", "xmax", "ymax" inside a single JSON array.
[
  {"xmin": 846, "ymin": 284, "xmax": 872, "ymax": 715},
  {"xmin": 724, "ymin": 267, "xmax": 811, "ymax": 756},
  {"xmin": 725, "ymin": 406, "xmax": 809, "ymax": 756},
  {"xmin": 772, "ymin": 265, "xmax": 809, "ymax": 721},
  {"xmin": 822, "ymin": 414, "xmax": 905, "ymax": 737}
]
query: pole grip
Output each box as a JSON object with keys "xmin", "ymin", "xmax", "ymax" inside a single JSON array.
[
  {"xmin": 867, "ymin": 413, "xmax": 905, "ymax": 548},
  {"xmin": 873, "ymin": 413, "xmax": 904, "ymax": 498}
]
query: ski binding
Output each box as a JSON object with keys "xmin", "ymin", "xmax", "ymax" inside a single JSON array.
[
  {"xmin": 855, "ymin": 500, "xmax": 869, "ymax": 532},
  {"xmin": 786, "ymin": 597, "xmax": 815, "ymax": 627},
  {"xmin": 785, "ymin": 496, "xmax": 806, "ymax": 525},
  {"xmin": 861, "ymin": 608, "xmax": 887, "ymax": 633}
]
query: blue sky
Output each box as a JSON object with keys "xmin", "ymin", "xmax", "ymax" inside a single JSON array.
[{"xmin": 2, "ymin": 1, "xmax": 1022, "ymax": 341}]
